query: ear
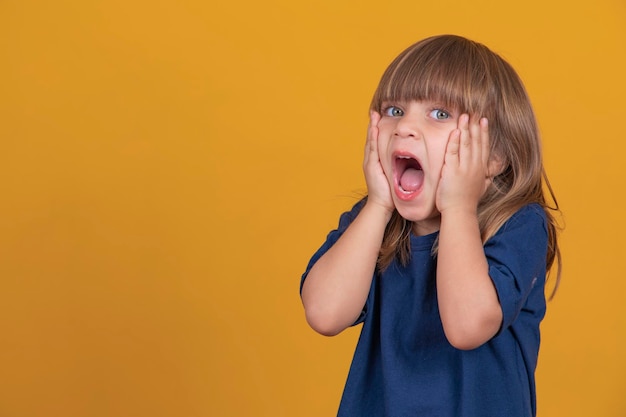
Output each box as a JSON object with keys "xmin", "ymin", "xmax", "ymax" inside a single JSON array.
[{"xmin": 487, "ymin": 152, "xmax": 505, "ymax": 178}]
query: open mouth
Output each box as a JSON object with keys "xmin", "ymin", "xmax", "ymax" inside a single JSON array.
[{"xmin": 395, "ymin": 155, "xmax": 423, "ymax": 194}]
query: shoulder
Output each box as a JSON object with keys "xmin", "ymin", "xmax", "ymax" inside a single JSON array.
[
  {"xmin": 484, "ymin": 203, "xmax": 548, "ymax": 274},
  {"xmin": 337, "ymin": 198, "xmax": 367, "ymax": 229},
  {"xmin": 494, "ymin": 203, "xmax": 547, "ymax": 237},
  {"xmin": 485, "ymin": 203, "xmax": 548, "ymax": 267}
]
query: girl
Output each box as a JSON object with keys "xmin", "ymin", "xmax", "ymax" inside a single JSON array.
[{"xmin": 300, "ymin": 35, "xmax": 561, "ymax": 417}]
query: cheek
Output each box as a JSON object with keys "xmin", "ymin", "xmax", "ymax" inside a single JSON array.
[{"xmin": 427, "ymin": 141, "xmax": 450, "ymax": 176}]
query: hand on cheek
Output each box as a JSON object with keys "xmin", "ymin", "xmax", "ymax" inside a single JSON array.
[
  {"xmin": 436, "ymin": 114, "xmax": 492, "ymax": 214},
  {"xmin": 363, "ymin": 111, "xmax": 394, "ymax": 213}
]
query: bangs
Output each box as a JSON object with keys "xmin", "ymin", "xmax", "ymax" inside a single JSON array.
[{"xmin": 371, "ymin": 36, "xmax": 495, "ymax": 117}]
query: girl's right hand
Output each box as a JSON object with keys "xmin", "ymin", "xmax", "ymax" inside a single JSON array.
[{"xmin": 363, "ymin": 111, "xmax": 394, "ymax": 214}]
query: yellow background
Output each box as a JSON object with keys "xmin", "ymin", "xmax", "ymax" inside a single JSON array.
[{"xmin": 1, "ymin": 0, "xmax": 625, "ymax": 416}]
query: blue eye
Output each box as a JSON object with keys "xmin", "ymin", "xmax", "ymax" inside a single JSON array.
[
  {"xmin": 430, "ymin": 109, "xmax": 450, "ymax": 120},
  {"xmin": 384, "ymin": 106, "xmax": 404, "ymax": 117}
]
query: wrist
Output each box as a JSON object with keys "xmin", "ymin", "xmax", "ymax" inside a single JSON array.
[
  {"xmin": 439, "ymin": 205, "xmax": 479, "ymax": 222},
  {"xmin": 363, "ymin": 198, "xmax": 394, "ymax": 223}
]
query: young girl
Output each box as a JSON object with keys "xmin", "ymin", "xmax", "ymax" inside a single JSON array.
[{"xmin": 300, "ymin": 35, "xmax": 560, "ymax": 417}]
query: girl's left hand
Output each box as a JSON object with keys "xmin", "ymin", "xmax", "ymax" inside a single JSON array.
[{"xmin": 436, "ymin": 114, "xmax": 492, "ymax": 214}]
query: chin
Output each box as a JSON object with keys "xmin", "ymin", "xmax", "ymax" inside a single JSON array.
[
  {"xmin": 394, "ymin": 204, "xmax": 440, "ymax": 229},
  {"xmin": 395, "ymin": 206, "xmax": 429, "ymax": 222}
]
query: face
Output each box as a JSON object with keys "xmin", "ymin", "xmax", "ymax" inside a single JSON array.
[{"xmin": 377, "ymin": 100, "xmax": 458, "ymax": 235}]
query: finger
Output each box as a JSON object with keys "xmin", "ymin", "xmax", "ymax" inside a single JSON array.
[
  {"xmin": 479, "ymin": 117, "xmax": 491, "ymax": 173},
  {"xmin": 468, "ymin": 114, "xmax": 483, "ymax": 164},
  {"xmin": 370, "ymin": 110, "xmax": 381, "ymax": 127},
  {"xmin": 456, "ymin": 113, "xmax": 470, "ymax": 167},
  {"xmin": 371, "ymin": 111, "xmax": 381, "ymax": 148},
  {"xmin": 445, "ymin": 128, "xmax": 461, "ymax": 168},
  {"xmin": 365, "ymin": 111, "xmax": 380, "ymax": 164},
  {"xmin": 365, "ymin": 112, "xmax": 374, "ymax": 155}
]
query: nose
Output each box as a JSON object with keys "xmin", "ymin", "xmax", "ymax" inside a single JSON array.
[{"xmin": 393, "ymin": 114, "xmax": 420, "ymax": 138}]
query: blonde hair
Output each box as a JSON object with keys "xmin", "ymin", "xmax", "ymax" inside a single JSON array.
[{"xmin": 369, "ymin": 35, "xmax": 561, "ymax": 297}]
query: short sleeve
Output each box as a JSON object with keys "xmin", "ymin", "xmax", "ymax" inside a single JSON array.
[
  {"xmin": 300, "ymin": 199, "xmax": 366, "ymax": 293},
  {"xmin": 484, "ymin": 204, "xmax": 549, "ymax": 332}
]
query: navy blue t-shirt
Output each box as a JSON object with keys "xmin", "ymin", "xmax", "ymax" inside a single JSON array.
[{"xmin": 301, "ymin": 202, "xmax": 548, "ymax": 417}]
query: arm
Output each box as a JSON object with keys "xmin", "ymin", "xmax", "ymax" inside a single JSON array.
[
  {"xmin": 301, "ymin": 112, "xmax": 394, "ymax": 336},
  {"xmin": 435, "ymin": 115, "xmax": 502, "ymax": 350}
]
